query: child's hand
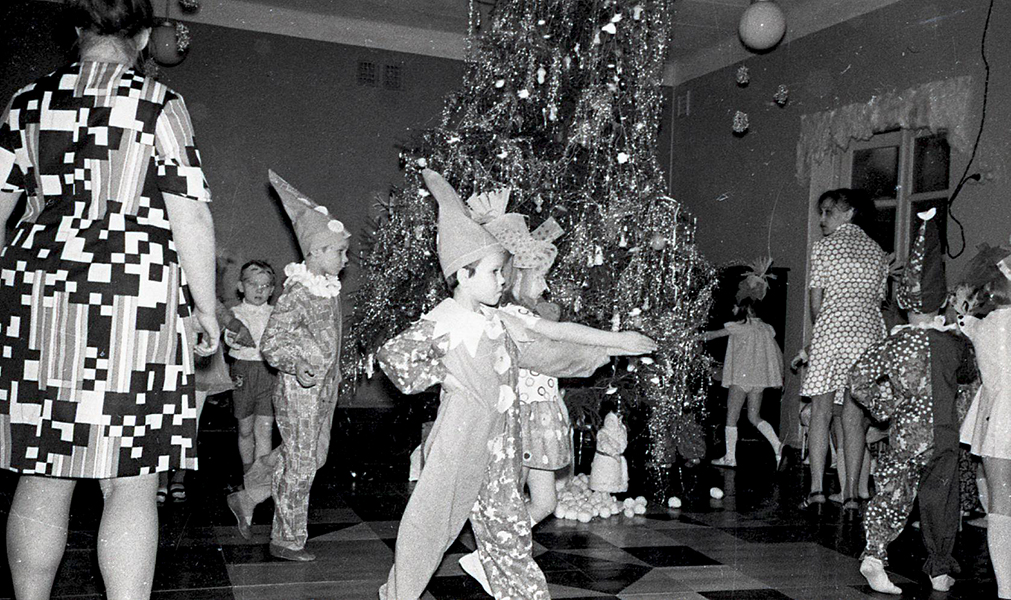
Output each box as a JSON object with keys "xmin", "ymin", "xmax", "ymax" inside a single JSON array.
[
  {"xmin": 224, "ymin": 324, "xmax": 255, "ymax": 348},
  {"xmin": 295, "ymin": 359, "xmax": 317, "ymax": 388},
  {"xmin": 614, "ymin": 331, "xmax": 658, "ymax": 355}
]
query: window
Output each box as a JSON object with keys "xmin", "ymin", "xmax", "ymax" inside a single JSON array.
[
  {"xmin": 357, "ymin": 61, "xmax": 378, "ymax": 87},
  {"xmin": 842, "ymin": 129, "xmax": 951, "ymax": 259}
]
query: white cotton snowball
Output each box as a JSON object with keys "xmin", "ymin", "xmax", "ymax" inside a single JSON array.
[
  {"xmin": 565, "ymin": 509, "xmax": 579, "ymax": 520},
  {"xmin": 623, "ymin": 507, "xmax": 636, "ymax": 518},
  {"xmin": 635, "ymin": 496, "xmax": 647, "ymax": 506},
  {"xmin": 600, "ymin": 507, "xmax": 612, "ymax": 519},
  {"xmin": 667, "ymin": 496, "xmax": 682, "ymax": 509},
  {"xmin": 710, "ymin": 487, "xmax": 724, "ymax": 500},
  {"xmin": 577, "ymin": 511, "xmax": 592, "ymax": 523},
  {"xmin": 554, "ymin": 506, "xmax": 566, "ymax": 519},
  {"xmin": 623, "ymin": 498, "xmax": 635, "ymax": 508},
  {"xmin": 633, "ymin": 504, "xmax": 647, "ymax": 515}
]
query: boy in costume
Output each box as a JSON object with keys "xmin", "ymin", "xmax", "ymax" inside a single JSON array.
[
  {"xmin": 378, "ymin": 169, "xmax": 654, "ymax": 599},
  {"xmin": 849, "ymin": 209, "xmax": 977, "ymax": 594},
  {"xmin": 225, "ymin": 171, "xmax": 348, "ymax": 562}
]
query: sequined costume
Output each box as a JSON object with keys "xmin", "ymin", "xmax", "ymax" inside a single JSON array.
[
  {"xmin": 849, "ymin": 320, "xmax": 976, "ymax": 576},
  {"xmin": 377, "ymin": 298, "xmax": 607, "ymax": 600}
]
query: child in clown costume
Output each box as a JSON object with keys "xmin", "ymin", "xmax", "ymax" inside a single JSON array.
[
  {"xmin": 848, "ymin": 209, "xmax": 977, "ymax": 594},
  {"xmin": 377, "ymin": 169, "xmax": 655, "ymax": 600},
  {"xmin": 225, "ymin": 171, "xmax": 348, "ymax": 562}
]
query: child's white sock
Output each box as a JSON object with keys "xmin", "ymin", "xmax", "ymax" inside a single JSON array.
[
  {"xmin": 755, "ymin": 420, "xmax": 782, "ymax": 457},
  {"xmin": 989, "ymin": 513, "xmax": 1011, "ymax": 598},
  {"xmin": 459, "ymin": 551, "xmax": 492, "ymax": 596},
  {"xmin": 930, "ymin": 574, "xmax": 955, "ymax": 592},
  {"xmin": 724, "ymin": 426, "xmax": 738, "ymax": 461},
  {"xmin": 859, "ymin": 556, "xmax": 902, "ymax": 594}
]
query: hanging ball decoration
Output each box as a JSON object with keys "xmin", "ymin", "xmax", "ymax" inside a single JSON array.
[
  {"xmin": 736, "ymin": 65, "xmax": 750, "ymax": 86},
  {"xmin": 738, "ymin": 0, "xmax": 786, "ymax": 52},
  {"xmin": 732, "ymin": 110, "xmax": 750, "ymax": 135},
  {"xmin": 150, "ymin": 22, "xmax": 186, "ymax": 66},
  {"xmin": 650, "ymin": 234, "xmax": 667, "ymax": 251}
]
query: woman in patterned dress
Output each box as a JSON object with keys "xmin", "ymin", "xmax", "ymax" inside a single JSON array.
[
  {"xmin": 0, "ymin": 1, "xmax": 218, "ymax": 598},
  {"xmin": 798, "ymin": 189, "xmax": 887, "ymax": 510}
]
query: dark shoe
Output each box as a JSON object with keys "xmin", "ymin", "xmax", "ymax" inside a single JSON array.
[
  {"xmin": 800, "ymin": 491, "xmax": 826, "ymax": 511},
  {"xmin": 169, "ymin": 481, "xmax": 187, "ymax": 503},
  {"xmin": 269, "ymin": 543, "xmax": 315, "ymax": 562},
  {"xmin": 226, "ymin": 492, "xmax": 252, "ymax": 540},
  {"xmin": 842, "ymin": 497, "xmax": 861, "ymax": 512}
]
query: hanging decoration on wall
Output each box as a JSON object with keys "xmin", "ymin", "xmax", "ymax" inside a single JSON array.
[
  {"xmin": 732, "ymin": 110, "xmax": 750, "ymax": 135},
  {"xmin": 735, "ymin": 66, "xmax": 750, "ymax": 86},
  {"xmin": 774, "ymin": 84, "xmax": 789, "ymax": 106},
  {"xmin": 738, "ymin": 0, "xmax": 786, "ymax": 52}
]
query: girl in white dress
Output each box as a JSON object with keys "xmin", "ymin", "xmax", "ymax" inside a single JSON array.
[
  {"xmin": 704, "ymin": 258, "xmax": 784, "ymax": 468},
  {"xmin": 954, "ymin": 246, "xmax": 1011, "ymax": 599}
]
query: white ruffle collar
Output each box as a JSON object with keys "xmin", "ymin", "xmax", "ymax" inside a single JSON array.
[
  {"xmin": 283, "ymin": 262, "xmax": 342, "ymax": 298},
  {"xmin": 890, "ymin": 315, "xmax": 956, "ymax": 335},
  {"xmin": 423, "ymin": 298, "xmax": 503, "ymax": 357}
]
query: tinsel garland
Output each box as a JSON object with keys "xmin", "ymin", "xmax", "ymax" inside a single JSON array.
[{"xmin": 345, "ymin": 0, "xmax": 715, "ymax": 496}]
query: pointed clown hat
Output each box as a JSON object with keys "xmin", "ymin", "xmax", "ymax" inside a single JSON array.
[
  {"xmin": 897, "ymin": 208, "xmax": 946, "ymax": 313},
  {"xmin": 465, "ymin": 186, "xmax": 564, "ymax": 273},
  {"xmin": 421, "ymin": 169, "xmax": 504, "ymax": 278},
  {"xmin": 269, "ymin": 170, "xmax": 350, "ymax": 258}
]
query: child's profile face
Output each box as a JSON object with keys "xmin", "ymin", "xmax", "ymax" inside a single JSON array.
[
  {"xmin": 460, "ymin": 251, "xmax": 506, "ymax": 307},
  {"xmin": 238, "ymin": 270, "xmax": 274, "ymax": 306},
  {"xmin": 312, "ymin": 243, "xmax": 349, "ymax": 277}
]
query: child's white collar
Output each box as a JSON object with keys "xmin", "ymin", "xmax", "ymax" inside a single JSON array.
[
  {"xmin": 423, "ymin": 298, "xmax": 503, "ymax": 357},
  {"xmin": 283, "ymin": 262, "xmax": 342, "ymax": 298},
  {"xmin": 890, "ymin": 315, "xmax": 955, "ymax": 334}
]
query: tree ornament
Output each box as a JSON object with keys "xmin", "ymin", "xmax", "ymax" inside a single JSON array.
[
  {"xmin": 739, "ymin": 0, "xmax": 786, "ymax": 51},
  {"xmin": 150, "ymin": 21, "xmax": 187, "ymax": 66},
  {"xmin": 649, "ymin": 234, "xmax": 667, "ymax": 251}
]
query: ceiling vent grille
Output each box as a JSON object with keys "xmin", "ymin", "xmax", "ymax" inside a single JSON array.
[
  {"xmin": 357, "ymin": 61, "xmax": 378, "ymax": 87},
  {"xmin": 384, "ymin": 64, "xmax": 403, "ymax": 91}
]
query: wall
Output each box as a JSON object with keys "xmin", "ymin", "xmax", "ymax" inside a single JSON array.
[{"xmin": 670, "ymin": 0, "xmax": 1011, "ymax": 442}]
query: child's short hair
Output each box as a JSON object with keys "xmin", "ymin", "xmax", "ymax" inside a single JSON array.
[
  {"xmin": 239, "ymin": 260, "xmax": 276, "ymax": 286},
  {"xmin": 445, "ymin": 261, "xmax": 479, "ymax": 292}
]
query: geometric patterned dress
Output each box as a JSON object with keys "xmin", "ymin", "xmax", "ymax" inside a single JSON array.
[{"xmin": 0, "ymin": 61, "xmax": 211, "ymax": 479}]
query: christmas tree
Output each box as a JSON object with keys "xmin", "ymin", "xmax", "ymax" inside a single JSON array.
[{"xmin": 344, "ymin": 0, "xmax": 715, "ymax": 493}]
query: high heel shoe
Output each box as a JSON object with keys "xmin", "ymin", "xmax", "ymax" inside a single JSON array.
[{"xmin": 800, "ymin": 491, "xmax": 826, "ymax": 511}]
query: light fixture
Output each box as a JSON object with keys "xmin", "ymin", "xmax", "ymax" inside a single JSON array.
[{"xmin": 738, "ymin": 0, "xmax": 786, "ymax": 52}]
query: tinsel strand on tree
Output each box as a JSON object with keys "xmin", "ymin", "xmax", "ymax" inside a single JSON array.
[{"xmin": 344, "ymin": 0, "xmax": 715, "ymax": 495}]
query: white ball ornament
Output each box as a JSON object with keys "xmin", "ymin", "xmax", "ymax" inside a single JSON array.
[
  {"xmin": 554, "ymin": 506, "xmax": 566, "ymax": 519},
  {"xmin": 623, "ymin": 508, "xmax": 636, "ymax": 518},
  {"xmin": 577, "ymin": 511, "xmax": 592, "ymax": 523},
  {"xmin": 633, "ymin": 504, "xmax": 647, "ymax": 515},
  {"xmin": 738, "ymin": 0, "xmax": 786, "ymax": 52},
  {"xmin": 710, "ymin": 487, "xmax": 725, "ymax": 500},
  {"xmin": 600, "ymin": 507, "xmax": 612, "ymax": 519},
  {"xmin": 635, "ymin": 496, "xmax": 647, "ymax": 506},
  {"xmin": 667, "ymin": 496, "xmax": 682, "ymax": 509}
]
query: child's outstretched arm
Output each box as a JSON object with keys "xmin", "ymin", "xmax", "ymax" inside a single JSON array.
[
  {"xmin": 376, "ymin": 319, "xmax": 447, "ymax": 395},
  {"xmin": 533, "ymin": 319, "xmax": 657, "ymax": 355},
  {"xmin": 700, "ymin": 328, "xmax": 731, "ymax": 342}
]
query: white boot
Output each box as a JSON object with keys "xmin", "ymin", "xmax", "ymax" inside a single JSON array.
[
  {"xmin": 712, "ymin": 426, "xmax": 738, "ymax": 467},
  {"xmin": 755, "ymin": 420, "xmax": 782, "ymax": 467},
  {"xmin": 459, "ymin": 551, "xmax": 492, "ymax": 595}
]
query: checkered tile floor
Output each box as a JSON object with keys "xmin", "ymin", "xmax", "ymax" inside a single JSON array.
[{"xmin": 0, "ymin": 406, "xmax": 997, "ymax": 599}]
